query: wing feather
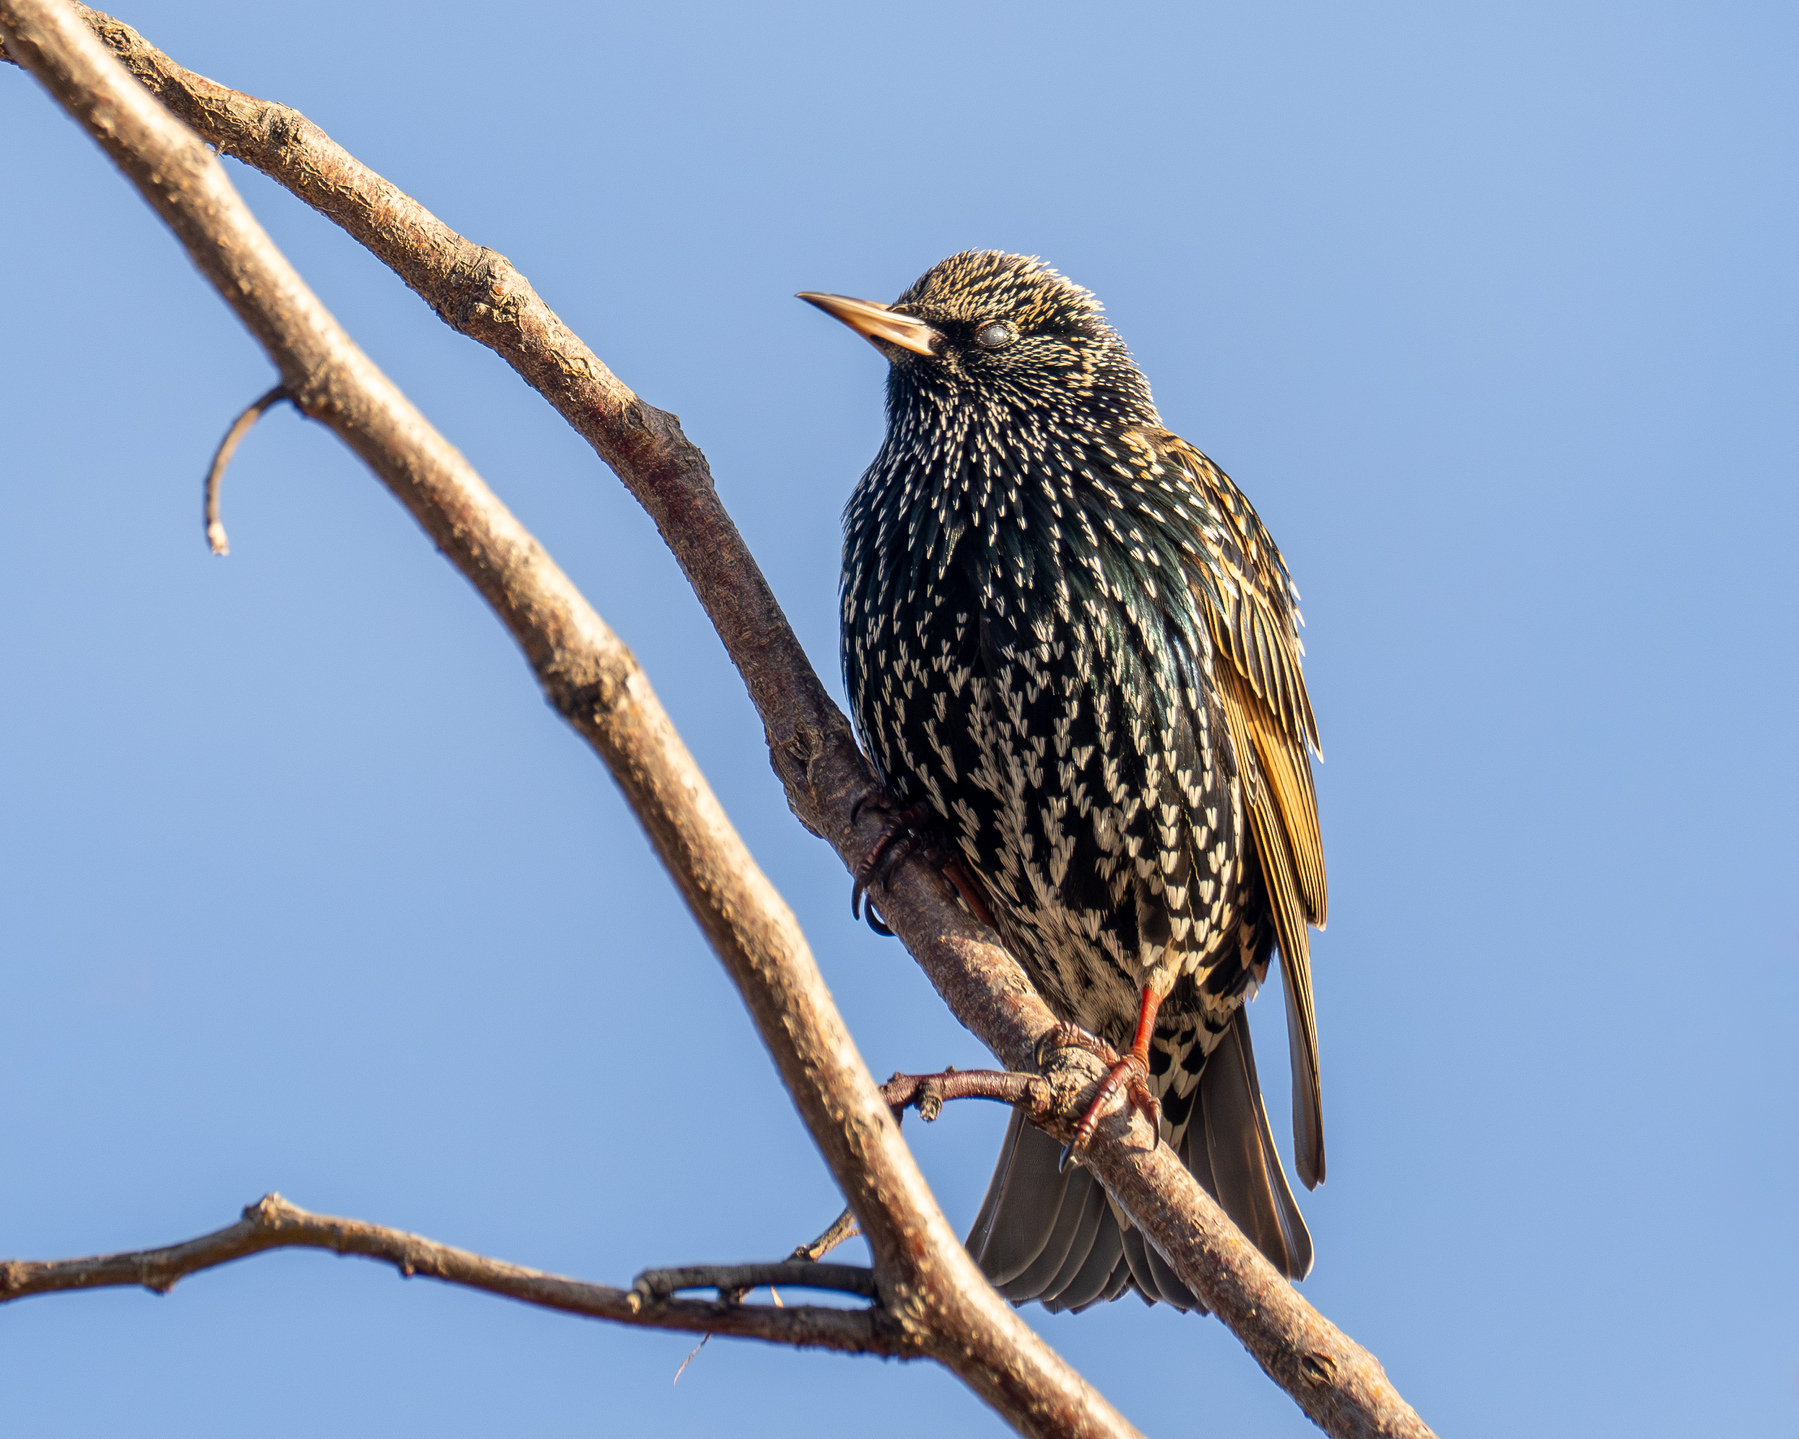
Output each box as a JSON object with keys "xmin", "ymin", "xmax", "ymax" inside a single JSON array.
[
  {"xmin": 1162, "ymin": 432, "xmax": 1326, "ymax": 923},
  {"xmin": 1245, "ymin": 687, "xmax": 1327, "ymax": 924},
  {"xmin": 1218, "ymin": 662, "xmax": 1326, "ymax": 1189},
  {"xmin": 1153, "ymin": 430, "xmax": 1328, "ymax": 1188}
]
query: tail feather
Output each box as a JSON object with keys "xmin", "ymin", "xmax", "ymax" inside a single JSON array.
[
  {"xmin": 1045, "ymin": 1203, "xmax": 1128, "ymax": 1313},
  {"xmin": 1196, "ymin": 1009, "xmax": 1314, "ymax": 1279},
  {"xmin": 1141, "ymin": 1225, "xmax": 1202, "ymax": 1310},
  {"xmin": 968, "ymin": 1008, "xmax": 1312, "ymax": 1310},
  {"xmin": 1004, "ymin": 1159, "xmax": 1103, "ymax": 1299},
  {"xmin": 1017, "ymin": 1172, "xmax": 1108, "ymax": 1304},
  {"xmin": 1121, "ymin": 1220, "xmax": 1203, "ymax": 1310},
  {"xmin": 967, "ymin": 1108, "xmax": 1073, "ymax": 1285}
]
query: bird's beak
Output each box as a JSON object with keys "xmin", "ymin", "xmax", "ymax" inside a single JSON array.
[{"xmin": 796, "ymin": 292, "xmax": 940, "ymax": 357}]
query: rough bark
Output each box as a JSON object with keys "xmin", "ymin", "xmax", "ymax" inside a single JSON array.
[{"xmin": 0, "ymin": 1194, "xmax": 912, "ymax": 1356}]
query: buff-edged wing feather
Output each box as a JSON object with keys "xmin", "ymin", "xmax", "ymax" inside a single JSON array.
[
  {"xmin": 1155, "ymin": 432, "xmax": 1328, "ymax": 1189},
  {"xmin": 1157, "ymin": 435, "xmax": 1325, "ymax": 912},
  {"xmin": 1225, "ymin": 628, "xmax": 1328, "ymax": 1186},
  {"xmin": 1218, "ymin": 649, "xmax": 1326, "ymax": 1188}
]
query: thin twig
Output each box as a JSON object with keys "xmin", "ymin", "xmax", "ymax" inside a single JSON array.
[
  {"xmin": 881, "ymin": 1068, "xmax": 1052, "ymax": 1123},
  {"xmin": 633, "ymin": 1263, "xmax": 877, "ymax": 1303},
  {"xmin": 671, "ymin": 1333, "xmax": 710, "ymax": 1385},
  {"xmin": 202, "ymin": 383, "xmax": 288, "ymax": 555},
  {"xmin": 0, "ymin": 1194, "xmax": 911, "ymax": 1356},
  {"xmin": 791, "ymin": 1209, "xmax": 862, "ymax": 1263}
]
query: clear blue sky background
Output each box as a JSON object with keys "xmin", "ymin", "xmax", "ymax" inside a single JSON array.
[{"xmin": 3, "ymin": 2, "xmax": 1795, "ymax": 1434}]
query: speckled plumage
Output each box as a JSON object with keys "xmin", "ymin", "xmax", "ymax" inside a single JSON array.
[{"xmin": 818, "ymin": 252, "xmax": 1327, "ymax": 1308}]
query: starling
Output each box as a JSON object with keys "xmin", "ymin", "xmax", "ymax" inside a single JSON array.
[{"xmin": 801, "ymin": 252, "xmax": 1326, "ymax": 1311}]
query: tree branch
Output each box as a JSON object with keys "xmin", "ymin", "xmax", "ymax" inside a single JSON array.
[
  {"xmin": 0, "ymin": 1194, "xmax": 911, "ymax": 1356},
  {"xmin": 0, "ymin": 6, "xmax": 1134, "ymax": 1439},
  {"xmin": 2, "ymin": 7, "xmax": 1437, "ymax": 1437},
  {"xmin": 883, "ymin": 1069, "xmax": 1053, "ymax": 1123},
  {"xmin": 633, "ymin": 1263, "xmax": 877, "ymax": 1303}
]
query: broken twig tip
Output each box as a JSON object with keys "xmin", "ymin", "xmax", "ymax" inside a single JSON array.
[
  {"xmin": 203, "ymin": 384, "xmax": 290, "ymax": 555},
  {"xmin": 672, "ymin": 1333, "xmax": 710, "ymax": 1385}
]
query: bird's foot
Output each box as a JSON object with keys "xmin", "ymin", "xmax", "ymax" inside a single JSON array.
[
  {"xmin": 1040, "ymin": 1023, "xmax": 1160, "ymax": 1172},
  {"xmin": 849, "ymin": 797, "xmax": 934, "ymax": 934},
  {"xmin": 848, "ymin": 794, "xmax": 999, "ymax": 936}
]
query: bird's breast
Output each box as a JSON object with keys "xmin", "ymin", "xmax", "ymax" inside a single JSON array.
[{"xmin": 842, "ymin": 438, "xmax": 1257, "ymax": 1045}]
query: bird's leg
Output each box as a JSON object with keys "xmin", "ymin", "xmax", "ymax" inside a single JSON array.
[
  {"xmin": 939, "ymin": 857, "xmax": 998, "ymax": 931},
  {"xmin": 1056, "ymin": 985, "xmax": 1164, "ymax": 1170}
]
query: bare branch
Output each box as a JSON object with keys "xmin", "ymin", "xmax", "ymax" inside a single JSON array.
[
  {"xmin": 882, "ymin": 1069, "xmax": 1052, "ymax": 1123},
  {"xmin": 202, "ymin": 383, "xmax": 288, "ymax": 554},
  {"xmin": 0, "ymin": 6, "xmax": 1136, "ymax": 1438},
  {"xmin": 0, "ymin": 1194, "xmax": 911, "ymax": 1357},
  {"xmin": 634, "ymin": 1263, "xmax": 877, "ymax": 1303}
]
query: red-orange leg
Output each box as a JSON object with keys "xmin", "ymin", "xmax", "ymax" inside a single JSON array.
[
  {"xmin": 1059, "ymin": 985, "xmax": 1164, "ymax": 1170},
  {"xmin": 941, "ymin": 858, "xmax": 998, "ymax": 931}
]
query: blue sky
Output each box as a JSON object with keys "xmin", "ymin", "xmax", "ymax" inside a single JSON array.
[{"xmin": 3, "ymin": 2, "xmax": 1795, "ymax": 1434}]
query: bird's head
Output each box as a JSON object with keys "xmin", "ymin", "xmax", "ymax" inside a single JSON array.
[{"xmin": 799, "ymin": 250, "xmax": 1158, "ymax": 425}]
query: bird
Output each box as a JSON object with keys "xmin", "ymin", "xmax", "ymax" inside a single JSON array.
[{"xmin": 800, "ymin": 251, "xmax": 1326, "ymax": 1312}]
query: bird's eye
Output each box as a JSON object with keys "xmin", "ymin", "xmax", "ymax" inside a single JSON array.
[{"xmin": 975, "ymin": 321, "xmax": 1017, "ymax": 349}]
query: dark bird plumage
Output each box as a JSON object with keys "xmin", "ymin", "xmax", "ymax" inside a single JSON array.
[{"xmin": 803, "ymin": 252, "xmax": 1327, "ymax": 1310}]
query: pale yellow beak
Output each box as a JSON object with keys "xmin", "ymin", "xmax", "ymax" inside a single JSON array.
[{"xmin": 797, "ymin": 291, "xmax": 940, "ymax": 357}]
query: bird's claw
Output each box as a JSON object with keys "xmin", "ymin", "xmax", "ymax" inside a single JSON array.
[
  {"xmin": 1042, "ymin": 1025, "xmax": 1160, "ymax": 1172},
  {"xmin": 849, "ymin": 799, "xmax": 934, "ymax": 934}
]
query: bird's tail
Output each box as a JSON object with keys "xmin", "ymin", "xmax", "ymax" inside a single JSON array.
[{"xmin": 966, "ymin": 1008, "xmax": 1311, "ymax": 1312}]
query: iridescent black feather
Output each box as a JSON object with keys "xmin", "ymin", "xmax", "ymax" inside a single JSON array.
[{"xmin": 825, "ymin": 252, "xmax": 1327, "ymax": 1308}]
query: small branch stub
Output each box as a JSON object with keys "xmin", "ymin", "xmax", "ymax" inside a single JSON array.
[
  {"xmin": 204, "ymin": 384, "xmax": 290, "ymax": 554},
  {"xmin": 881, "ymin": 1068, "xmax": 1051, "ymax": 1124},
  {"xmin": 791, "ymin": 1209, "xmax": 862, "ymax": 1263}
]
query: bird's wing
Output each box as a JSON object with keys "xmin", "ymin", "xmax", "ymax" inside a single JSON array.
[
  {"xmin": 1217, "ymin": 660, "xmax": 1326, "ymax": 1188},
  {"xmin": 1145, "ymin": 430, "xmax": 1328, "ymax": 1189}
]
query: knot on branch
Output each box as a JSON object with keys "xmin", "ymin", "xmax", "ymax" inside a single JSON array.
[
  {"xmin": 605, "ymin": 402, "xmax": 710, "ymax": 487},
  {"xmin": 241, "ymin": 1192, "xmax": 299, "ymax": 1230},
  {"xmin": 0, "ymin": 1261, "xmax": 24, "ymax": 1299},
  {"xmin": 255, "ymin": 102, "xmax": 312, "ymax": 163},
  {"xmin": 439, "ymin": 244, "xmax": 524, "ymax": 330},
  {"xmin": 1299, "ymin": 1350, "xmax": 1340, "ymax": 1386},
  {"xmin": 281, "ymin": 361, "xmax": 341, "ymax": 423},
  {"xmin": 771, "ymin": 716, "xmax": 856, "ymax": 840},
  {"xmin": 643, "ymin": 409, "xmax": 711, "ymax": 477},
  {"xmin": 394, "ymin": 1246, "xmax": 440, "ymax": 1280},
  {"xmin": 542, "ymin": 657, "xmax": 636, "ymax": 730}
]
